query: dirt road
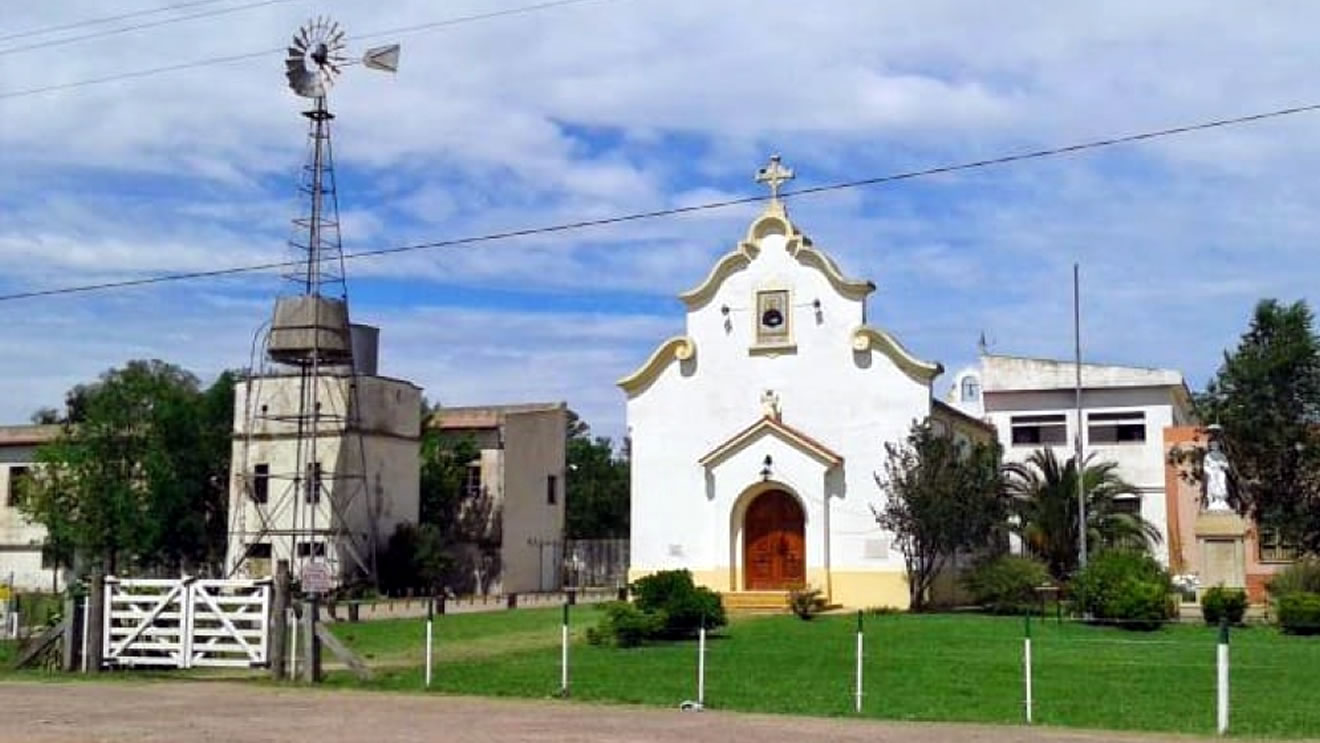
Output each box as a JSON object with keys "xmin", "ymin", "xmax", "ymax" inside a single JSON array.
[{"xmin": 0, "ymin": 680, "xmax": 1200, "ymax": 743}]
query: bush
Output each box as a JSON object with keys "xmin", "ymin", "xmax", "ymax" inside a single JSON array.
[
  {"xmin": 1071, "ymin": 550, "xmax": 1174, "ymax": 630},
  {"xmin": 961, "ymin": 555, "xmax": 1051, "ymax": 614},
  {"xmin": 865, "ymin": 605, "xmax": 903, "ymax": 616},
  {"xmin": 1267, "ymin": 556, "xmax": 1320, "ymax": 599},
  {"xmin": 631, "ymin": 570, "xmax": 726, "ymax": 638},
  {"xmin": 787, "ymin": 586, "xmax": 826, "ymax": 620},
  {"xmin": 585, "ymin": 601, "xmax": 664, "ymax": 648},
  {"xmin": 1276, "ymin": 592, "xmax": 1320, "ymax": 635},
  {"xmin": 1200, "ymin": 586, "xmax": 1248, "ymax": 626}
]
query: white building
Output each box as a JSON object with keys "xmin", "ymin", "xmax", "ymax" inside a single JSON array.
[
  {"xmin": 945, "ymin": 353, "xmax": 1195, "ymax": 564},
  {"xmin": 0, "ymin": 425, "xmax": 61, "ymax": 592},
  {"xmin": 430, "ymin": 403, "xmax": 568, "ymax": 594},
  {"xmin": 620, "ymin": 158, "xmax": 990, "ymax": 610},
  {"xmin": 225, "ymin": 328, "xmax": 422, "ymax": 585}
]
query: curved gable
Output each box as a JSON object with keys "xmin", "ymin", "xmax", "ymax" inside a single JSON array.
[
  {"xmin": 678, "ymin": 203, "xmax": 874, "ymax": 310},
  {"xmin": 617, "ymin": 336, "xmax": 696, "ymax": 396}
]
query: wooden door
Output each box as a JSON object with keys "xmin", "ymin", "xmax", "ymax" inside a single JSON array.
[{"xmin": 743, "ymin": 490, "xmax": 805, "ymax": 590}]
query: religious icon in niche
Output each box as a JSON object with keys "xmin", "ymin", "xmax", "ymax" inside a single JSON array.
[{"xmin": 756, "ymin": 289, "xmax": 791, "ymax": 345}]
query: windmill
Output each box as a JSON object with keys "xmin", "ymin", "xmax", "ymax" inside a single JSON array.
[{"xmin": 228, "ymin": 19, "xmax": 400, "ymax": 588}]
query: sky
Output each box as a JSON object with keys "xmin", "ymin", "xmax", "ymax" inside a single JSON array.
[{"xmin": 3, "ymin": 0, "xmax": 1320, "ymax": 443}]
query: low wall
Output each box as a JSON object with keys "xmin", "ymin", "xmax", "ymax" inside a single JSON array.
[{"xmin": 325, "ymin": 588, "xmax": 620, "ymax": 623}]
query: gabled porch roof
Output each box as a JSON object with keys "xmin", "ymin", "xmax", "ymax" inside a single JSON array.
[{"xmin": 698, "ymin": 415, "xmax": 843, "ymax": 469}]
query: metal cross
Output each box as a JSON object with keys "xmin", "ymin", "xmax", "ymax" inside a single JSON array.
[{"xmin": 755, "ymin": 154, "xmax": 795, "ymax": 200}]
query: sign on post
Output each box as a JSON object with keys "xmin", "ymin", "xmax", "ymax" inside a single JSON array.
[{"xmin": 301, "ymin": 562, "xmax": 332, "ymax": 595}]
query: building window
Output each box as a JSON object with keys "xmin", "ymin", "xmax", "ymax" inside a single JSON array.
[
  {"xmin": 305, "ymin": 462, "xmax": 323, "ymax": 503},
  {"xmin": 960, "ymin": 376, "xmax": 981, "ymax": 402},
  {"xmin": 1259, "ymin": 526, "xmax": 1300, "ymax": 563},
  {"xmin": 754, "ymin": 289, "xmax": 791, "ymax": 346},
  {"xmin": 6, "ymin": 465, "xmax": 30, "ymax": 507},
  {"xmin": 246, "ymin": 543, "xmax": 273, "ymax": 560},
  {"xmin": 464, "ymin": 463, "xmax": 482, "ymax": 499},
  {"xmin": 1010, "ymin": 414, "xmax": 1067, "ymax": 446},
  {"xmin": 251, "ymin": 463, "xmax": 270, "ymax": 504},
  {"xmin": 1107, "ymin": 496, "xmax": 1143, "ymax": 550},
  {"xmin": 547, "ymin": 474, "xmax": 558, "ymax": 505},
  {"xmin": 1088, "ymin": 411, "xmax": 1146, "ymax": 444},
  {"xmin": 296, "ymin": 542, "xmax": 326, "ymax": 558}
]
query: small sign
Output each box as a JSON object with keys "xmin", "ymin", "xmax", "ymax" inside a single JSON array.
[
  {"xmin": 301, "ymin": 562, "xmax": 332, "ymax": 594},
  {"xmin": 0, "ymin": 585, "xmax": 11, "ymax": 602}
]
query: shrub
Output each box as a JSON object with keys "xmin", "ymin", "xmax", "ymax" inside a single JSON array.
[
  {"xmin": 961, "ymin": 555, "xmax": 1051, "ymax": 614},
  {"xmin": 630, "ymin": 570, "xmax": 726, "ymax": 638},
  {"xmin": 1267, "ymin": 556, "xmax": 1320, "ymax": 599},
  {"xmin": 1276, "ymin": 592, "xmax": 1320, "ymax": 635},
  {"xmin": 585, "ymin": 601, "xmax": 664, "ymax": 648},
  {"xmin": 1200, "ymin": 586, "xmax": 1248, "ymax": 626},
  {"xmin": 865, "ymin": 605, "xmax": 903, "ymax": 616},
  {"xmin": 1071, "ymin": 550, "xmax": 1175, "ymax": 630},
  {"xmin": 787, "ymin": 586, "xmax": 826, "ymax": 620}
]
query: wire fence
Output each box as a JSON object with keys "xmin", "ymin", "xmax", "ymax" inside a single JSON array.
[{"xmin": 353, "ymin": 606, "xmax": 1320, "ymax": 738}]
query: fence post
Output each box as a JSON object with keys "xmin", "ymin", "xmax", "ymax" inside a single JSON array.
[
  {"xmin": 269, "ymin": 560, "xmax": 290, "ymax": 680},
  {"xmin": 1217, "ymin": 617, "xmax": 1230, "ymax": 735},
  {"xmin": 302, "ymin": 595, "xmax": 321, "ymax": 683},
  {"xmin": 79, "ymin": 596, "xmax": 89, "ymax": 673},
  {"xmin": 559, "ymin": 601, "xmax": 570, "ymax": 697},
  {"xmin": 1024, "ymin": 613, "xmax": 1033, "ymax": 724},
  {"xmin": 86, "ymin": 572, "xmax": 105, "ymax": 675},
  {"xmin": 854, "ymin": 610, "xmax": 864, "ymax": 714},
  {"xmin": 424, "ymin": 597, "xmax": 434, "ymax": 689},
  {"xmin": 697, "ymin": 614, "xmax": 707, "ymax": 709},
  {"xmin": 288, "ymin": 606, "xmax": 298, "ymax": 679}
]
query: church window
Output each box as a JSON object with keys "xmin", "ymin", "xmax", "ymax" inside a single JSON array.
[
  {"xmin": 960, "ymin": 376, "xmax": 981, "ymax": 402},
  {"xmin": 1010, "ymin": 414, "xmax": 1067, "ymax": 446},
  {"xmin": 1088, "ymin": 411, "xmax": 1146, "ymax": 444},
  {"xmin": 754, "ymin": 289, "xmax": 791, "ymax": 346}
]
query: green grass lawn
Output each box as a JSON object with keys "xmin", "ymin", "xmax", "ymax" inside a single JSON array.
[{"xmin": 329, "ymin": 608, "xmax": 1320, "ymax": 738}]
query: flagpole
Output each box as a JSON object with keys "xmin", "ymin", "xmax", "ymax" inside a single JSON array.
[{"xmin": 1075, "ymin": 263, "xmax": 1087, "ymax": 570}]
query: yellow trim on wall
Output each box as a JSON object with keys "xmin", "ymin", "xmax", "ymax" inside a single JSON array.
[
  {"xmin": 851, "ymin": 326, "xmax": 943, "ymax": 384},
  {"xmin": 616, "ymin": 336, "xmax": 696, "ymax": 395},
  {"xmin": 628, "ymin": 567, "xmax": 911, "ymax": 610},
  {"xmin": 678, "ymin": 203, "xmax": 874, "ymax": 310}
]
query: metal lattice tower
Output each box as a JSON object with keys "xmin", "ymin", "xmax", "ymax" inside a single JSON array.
[{"xmin": 227, "ymin": 19, "xmax": 400, "ymax": 587}]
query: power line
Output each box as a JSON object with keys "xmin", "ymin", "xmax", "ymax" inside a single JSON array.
[
  {"xmin": 0, "ymin": 0, "xmax": 242, "ymax": 44},
  {"xmin": 2, "ymin": 101, "xmax": 1316, "ymax": 304},
  {"xmin": 0, "ymin": 0, "xmax": 299, "ymax": 58},
  {"xmin": 0, "ymin": 0, "xmax": 617, "ymax": 101}
]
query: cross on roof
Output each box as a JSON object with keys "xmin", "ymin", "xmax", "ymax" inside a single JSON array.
[{"xmin": 755, "ymin": 154, "xmax": 795, "ymax": 201}]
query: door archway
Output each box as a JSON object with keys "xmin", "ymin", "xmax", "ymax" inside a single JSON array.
[{"xmin": 743, "ymin": 489, "xmax": 805, "ymax": 590}]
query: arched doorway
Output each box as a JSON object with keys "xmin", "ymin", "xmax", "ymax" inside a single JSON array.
[{"xmin": 743, "ymin": 489, "xmax": 805, "ymax": 590}]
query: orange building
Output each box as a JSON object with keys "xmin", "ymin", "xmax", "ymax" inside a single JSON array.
[{"xmin": 1163, "ymin": 426, "xmax": 1298, "ymax": 602}]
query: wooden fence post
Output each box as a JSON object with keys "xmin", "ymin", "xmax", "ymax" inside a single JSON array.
[
  {"xmin": 85, "ymin": 572, "xmax": 104, "ymax": 674},
  {"xmin": 269, "ymin": 560, "xmax": 290, "ymax": 680},
  {"xmin": 302, "ymin": 594, "xmax": 322, "ymax": 683}
]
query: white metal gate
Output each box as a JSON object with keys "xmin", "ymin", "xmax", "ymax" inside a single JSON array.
[{"xmin": 103, "ymin": 576, "xmax": 270, "ymax": 669}]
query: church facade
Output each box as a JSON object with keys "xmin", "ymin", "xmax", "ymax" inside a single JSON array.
[{"xmin": 620, "ymin": 157, "xmax": 989, "ymax": 609}]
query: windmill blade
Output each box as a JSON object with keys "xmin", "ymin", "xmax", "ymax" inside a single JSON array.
[{"xmin": 362, "ymin": 44, "xmax": 400, "ymax": 73}]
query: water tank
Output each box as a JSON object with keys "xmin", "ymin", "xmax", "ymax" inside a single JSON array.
[
  {"xmin": 266, "ymin": 295, "xmax": 353, "ymax": 366},
  {"xmin": 350, "ymin": 323, "xmax": 379, "ymax": 376}
]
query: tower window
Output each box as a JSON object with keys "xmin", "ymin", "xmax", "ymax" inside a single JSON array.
[
  {"xmin": 547, "ymin": 474, "xmax": 558, "ymax": 505},
  {"xmin": 251, "ymin": 463, "xmax": 270, "ymax": 503},
  {"xmin": 960, "ymin": 376, "xmax": 981, "ymax": 402}
]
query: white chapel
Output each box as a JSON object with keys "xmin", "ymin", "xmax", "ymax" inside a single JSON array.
[{"xmin": 620, "ymin": 156, "xmax": 991, "ymax": 609}]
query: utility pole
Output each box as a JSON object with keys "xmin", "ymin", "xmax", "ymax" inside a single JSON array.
[{"xmin": 1074, "ymin": 263, "xmax": 1088, "ymax": 569}]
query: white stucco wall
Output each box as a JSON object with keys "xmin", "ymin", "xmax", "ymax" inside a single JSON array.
[
  {"xmin": 226, "ymin": 373, "xmax": 421, "ymax": 582},
  {"xmin": 0, "ymin": 436, "xmax": 60, "ymax": 591},
  {"xmin": 625, "ymin": 210, "xmax": 934, "ymax": 606},
  {"xmin": 947, "ymin": 357, "xmax": 1194, "ymax": 567}
]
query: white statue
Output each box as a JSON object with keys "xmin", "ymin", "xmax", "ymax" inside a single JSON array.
[
  {"xmin": 760, "ymin": 389, "xmax": 781, "ymax": 420},
  {"xmin": 1203, "ymin": 438, "xmax": 1232, "ymax": 512}
]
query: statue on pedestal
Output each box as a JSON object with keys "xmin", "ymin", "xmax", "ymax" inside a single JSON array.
[{"xmin": 1203, "ymin": 427, "xmax": 1232, "ymax": 512}]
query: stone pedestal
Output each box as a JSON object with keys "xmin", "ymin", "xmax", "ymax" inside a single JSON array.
[{"xmin": 1194, "ymin": 510, "xmax": 1247, "ymax": 594}]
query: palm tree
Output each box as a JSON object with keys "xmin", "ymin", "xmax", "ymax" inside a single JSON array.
[{"xmin": 1003, "ymin": 449, "xmax": 1162, "ymax": 581}]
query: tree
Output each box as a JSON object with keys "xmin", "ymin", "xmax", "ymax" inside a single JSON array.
[
  {"xmin": 873, "ymin": 423, "xmax": 1005, "ymax": 611},
  {"xmin": 20, "ymin": 361, "xmax": 234, "ymax": 576},
  {"xmin": 1004, "ymin": 449, "xmax": 1161, "ymax": 581},
  {"xmin": 565, "ymin": 417, "xmax": 630, "ymax": 539},
  {"xmin": 1195, "ymin": 299, "xmax": 1320, "ymax": 554}
]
